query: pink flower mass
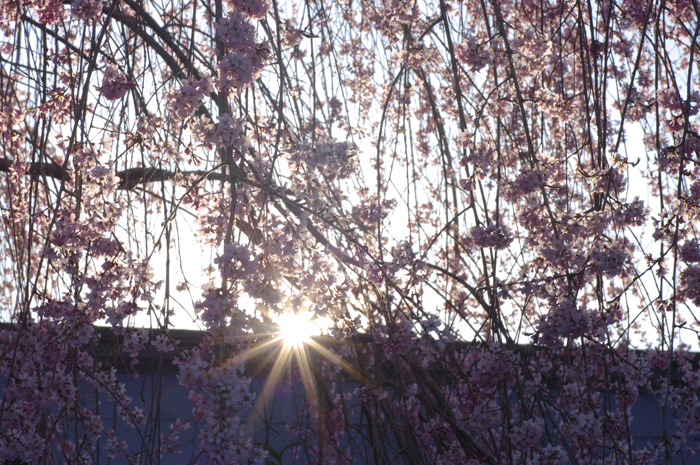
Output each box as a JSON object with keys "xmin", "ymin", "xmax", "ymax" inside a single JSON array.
[
  {"xmin": 1, "ymin": 0, "xmax": 700, "ymax": 463},
  {"xmin": 96, "ymin": 66, "xmax": 136, "ymax": 101}
]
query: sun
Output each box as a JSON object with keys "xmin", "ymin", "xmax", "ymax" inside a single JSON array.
[
  {"xmin": 276, "ymin": 311, "xmax": 317, "ymax": 348},
  {"xmin": 253, "ymin": 310, "xmax": 366, "ymax": 423}
]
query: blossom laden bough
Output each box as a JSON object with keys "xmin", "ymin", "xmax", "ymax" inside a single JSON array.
[
  {"xmin": 1, "ymin": 0, "xmax": 700, "ymax": 463},
  {"xmin": 96, "ymin": 65, "xmax": 136, "ymax": 101}
]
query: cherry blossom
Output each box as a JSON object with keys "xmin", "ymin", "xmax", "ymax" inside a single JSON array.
[
  {"xmin": 96, "ymin": 65, "xmax": 136, "ymax": 100},
  {"xmin": 70, "ymin": 0, "xmax": 102, "ymax": 24},
  {"xmin": 1, "ymin": 0, "xmax": 700, "ymax": 463}
]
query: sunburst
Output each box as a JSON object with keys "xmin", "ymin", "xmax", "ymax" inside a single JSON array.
[
  {"xmin": 242, "ymin": 310, "xmax": 365, "ymax": 419},
  {"xmin": 276, "ymin": 310, "xmax": 317, "ymax": 348}
]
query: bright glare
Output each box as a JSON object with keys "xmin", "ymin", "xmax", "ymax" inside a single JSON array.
[{"xmin": 277, "ymin": 311, "xmax": 317, "ymax": 348}]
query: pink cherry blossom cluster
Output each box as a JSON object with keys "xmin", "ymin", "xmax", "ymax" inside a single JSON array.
[
  {"xmin": 535, "ymin": 297, "xmax": 599, "ymax": 347},
  {"xmin": 33, "ymin": 87, "xmax": 72, "ymax": 123},
  {"xmin": 96, "ymin": 65, "xmax": 136, "ymax": 101},
  {"xmin": 391, "ymin": 240, "xmax": 415, "ymax": 268},
  {"xmin": 352, "ymin": 194, "xmax": 397, "ymax": 225},
  {"xmin": 181, "ymin": 187, "xmax": 233, "ymax": 246},
  {"xmin": 681, "ymin": 265, "xmax": 700, "ymax": 306},
  {"xmin": 0, "ymin": 107, "xmax": 23, "ymax": 148},
  {"xmin": 456, "ymin": 35, "xmax": 491, "ymax": 73},
  {"xmin": 152, "ymin": 333, "xmax": 178, "ymax": 352},
  {"xmin": 509, "ymin": 417, "xmax": 544, "ymax": 451},
  {"xmin": 218, "ymin": 9, "xmax": 256, "ymax": 50},
  {"xmin": 227, "ymin": 0, "xmax": 268, "ymax": 20},
  {"xmin": 469, "ymin": 343, "xmax": 517, "ymax": 391},
  {"xmin": 214, "ymin": 242, "xmax": 256, "ymax": 281},
  {"xmin": 467, "ymin": 224, "xmax": 513, "ymax": 250},
  {"xmin": 33, "ymin": 0, "xmax": 63, "ymax": 24},
  {"xmin": 615, "ymin": 85, "xmax": 655, "ymax": 122},
  {"xmin": 158, "ymin": 419, "xmax": 191, "ymax": 455},
  {"xmin": 194, "ymin": 286, "xmax": 240, "ymax": 329},
  {"xmin": 217, "ymin": 49, "xmax": 267, "ymax": 94},
  {"xmin": 70, "ymin": 0, "xmax": 102, "ymax": 24},
  {"xmin": 74, "ymin": 148, "xmax": 121, "ymax": 195},
  {"xmin": 105, "ymin": 429, "xmax": 128, "ymax": 459},
  {"xmin": 176, "ymin": 343, "xmax": 268, "ymax": 464},
  {"xmin": 215, "ymin": 8, "xmax": 268, "ymax": 95},
  {"xmin": 533, "ymin": 87, "xmax": 576, "ymax": 121},
  {"xmin": 614, "ymin": 198, "xmax": 646, "ymax": 226},
  {"xmin": 460, "ymin": 140, "xmax": 495, "ymax": 180},
  {"xmin": 375, "ymin": 315, "xmax": 416, "ymax": 360},
  {"xmin": 166, "ymin": 76, "xmax": 213, "ymax": 122},
  {"xmin": 353, "ymin": 385, "xmax": 388, "ymax": 405},
  {"xmin": 587, "ymin": 239, "xmax": 632, "ymax": 277},
  {"xmin": 371, "ymin": 0, "xmax": 418, "ymax": 39},
  {"xmin": 286, "ymin": 137, "xmax": 358, "ymax": 182},
  {"xmin": 191, "ymin": 113, "xmax": 249, "ymax": 154},
  {"xmin": 503, "ymin": 170, "xmax": 544, "ymax": 201},
  {"xmin": 282, "ymin": 21, "xmax": 303, "ymax": 48},
  {"xmin": 4, "ymin": 158, "xmax": 28, "ymax": 222}
]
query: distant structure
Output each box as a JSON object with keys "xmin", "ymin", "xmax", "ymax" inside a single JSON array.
[{"xmin": 1, "ymin": 325, "xmax": 697, "ymax": 464}]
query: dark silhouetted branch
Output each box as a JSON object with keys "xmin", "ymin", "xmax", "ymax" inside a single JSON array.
[{"xmin": 0, "ymin": 159, "xmax": 227, "ymax": 189}]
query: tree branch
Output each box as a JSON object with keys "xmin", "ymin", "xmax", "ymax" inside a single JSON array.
[
  {"xmin": 0, "ymin": 159, "xmax": 227, "ymax": 189},
  {"xmin": 0, "ymin": 159, "xmax": 360, "ymax": 267}
]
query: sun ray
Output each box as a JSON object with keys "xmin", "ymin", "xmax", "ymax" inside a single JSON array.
[
  {"xmin": 249, "ymin": 310, "xmax": 370, "ymax": 430},
  {"xmin": 304, "ymin": 339, "xmax": 370, "ymax": 384},
  {"xmin": 251, "ymin": 314, "xmax": 320, "ymax": 428}
]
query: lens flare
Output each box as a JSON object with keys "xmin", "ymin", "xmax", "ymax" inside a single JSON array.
[{"xmin": 277, "ymin": 311, "xmax": 316, "ymax": 348}]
